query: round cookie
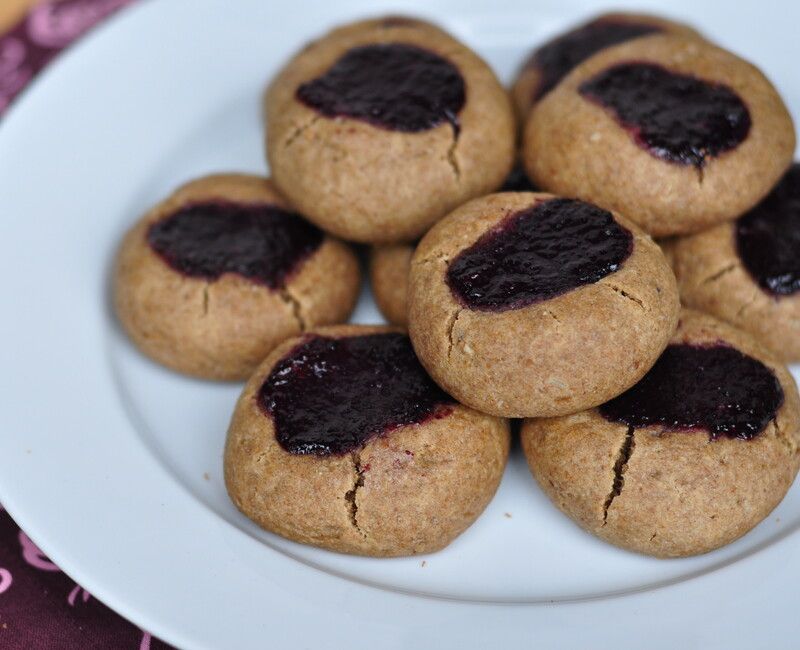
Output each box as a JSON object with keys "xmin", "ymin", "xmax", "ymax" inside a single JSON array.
[
  {"xmin": 512, "ymin": 12, "xmax": 700, "ymax": 119},
  {"xmin": 521, "ymin": 310, "xmax": 800, "ymax": 558},
  {"xmin": 114, "ymin": 174, "xmax": 360, "ymax": 380},
  {"xmin": 370, "ymin": 244, "xmax": 414, "ymax": 326},
  {"xmin": 265, "ymin": 16, "xmax": 515, "ymax": 243},
  {"xmin": 671, "ymin": 163, "xmax": 800, "ymax": 361},
  {"xmin": 407, "ymin": 192, "xmax": 679, "ymax": 418},
  {"xmin": 523, "ymin": 34, "xmax": 795, "ymax": 237},
  {"xmin": 370, "ymin": 164, "xmax": 537, "ymax": 326},
  {"xmin": 224, "ymin": 325, "xmax": 510, "ymax": 557}
]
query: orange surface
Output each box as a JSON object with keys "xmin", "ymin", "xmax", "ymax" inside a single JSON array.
[{"xmin": 0, "ymin": 0, "xmax": 38, "ymax": 32}]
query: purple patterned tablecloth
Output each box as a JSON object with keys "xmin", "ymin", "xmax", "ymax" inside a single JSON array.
[{"xmin": 1, "ymin": 1, "xmax": 174, "ymax": 647}]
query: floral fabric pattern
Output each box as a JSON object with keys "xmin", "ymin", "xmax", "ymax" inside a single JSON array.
[{"xmin": 0, "ymin": 0, "xmax": 132, "ymax": 113}]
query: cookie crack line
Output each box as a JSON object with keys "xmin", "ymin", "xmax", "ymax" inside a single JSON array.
[
  {"xmin": 283, "ymin": 114, "xmax": 322, "ymax": 148},
  {"xmin": 278, "ymin": 286, "xmax": 306, "ymax": 331},
  {"xmin": 735, "ymin": 288, "xmax": 760, "ymax": 321},
  {"xmin": 344, "ymin": 451, "xmax": 367, "ymax": 538},
  {"xmin": 543, "ymin": 309, "xmax": 561, "ymax": 325},
  {"xmin": 602, "ymin": 426, "xmax": 636, "ymax": 525},
  {"xmin": 700, "ymin": 263, "xmax": 738, "ymax": 287},
  {"xmin": 607, "ymin": 283, "xmax": 645, "ymax": 311},
  {"xmin": 446, "ymin": 131, "xmax": 461, "ymax": 181},
  {"xmin": 772, "ymin": 417, "xmax": 799, "ymax": 456},
  {"xmin": 201, "ymin": 284, "xmax": 210, "ymax": 317},
  {"xmin": 446, "ymin": 307, "xmax": 464, "ymax": 359}
]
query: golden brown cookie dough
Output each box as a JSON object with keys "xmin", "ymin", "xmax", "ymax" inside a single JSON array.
[
  {"xmin": 370, "ymin": 243, "xmax": 414, "ymax": 326},
  {"xmin": 511, "ymin": 12, "xmax": 700, "ymax": 119},
  {"xmin": 671, "ymin": 163, "xmax": 800, "ymax": 361},
  {"xmin": 522, "ymin": 310, "xmax": 800, "ymax": 558},
  {"xmin": 114, "ymin": 174, "xmax": 360, "ymax": 381},
  {"xmin": 265, "ymin": 16, "xmax": 515, "ymax": 243},
  {"xmin": 407, "ymin": 192, "xmax": 679, "ymax": 418},
  {"xmin": 224, "ymin": 325, "xmax": 510, "ymax": 557},
  {"xmin": 523, "ymin": 34, "xmax": 795, "ymax": 237}
]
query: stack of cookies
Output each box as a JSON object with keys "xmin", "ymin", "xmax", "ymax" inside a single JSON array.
[{"xmin": 113, "ymin": 12, "xmax": 800, "ymax": 559}]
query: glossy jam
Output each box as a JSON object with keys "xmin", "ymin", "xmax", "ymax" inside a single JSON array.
[
  {"xmin": 147, "ymin": 201, "xmax": 323, "ymax": 288},
  {"xmin": 526, "ymin": 18, "xmax": 662, "ymax": 101},
  {"xmin": 296, "ymin": 43, "xmax": 465, "ymax": 135},
  {"xmin": 600, "ymin": 343, "xmax": 783, "ymax": 440},
  {"xmin": 259, "ymin": 333, "xmax": 455, "ymax": 456},
  {"xmin": 499, "ymin": 163, "xmax": 538, "ymax": 192},
  {"xmin": 579, "ymin": 63, "xmax": 751, "ymax": 168},
  {"xmin": 446, "ymin": 198, "xmax": 632, "ymax": 311},
  {"xmin": 736, "ymin": 163, "xmax": 800, "ymax": 296}
]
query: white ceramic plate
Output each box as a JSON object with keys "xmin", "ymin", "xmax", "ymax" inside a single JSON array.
[{"xmin": 1, "ymin": 0, "xmax": 799, "ymax": 647}]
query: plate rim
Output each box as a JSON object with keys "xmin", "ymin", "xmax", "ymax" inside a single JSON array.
[{"xmin": 2, "ymin": 1, "xmax": 800, "ymax": 648}]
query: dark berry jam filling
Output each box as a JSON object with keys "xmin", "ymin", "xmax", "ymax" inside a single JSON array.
[
  {"xmin": 736, "ymin": 163, "xmax": 800, "ymax": 296},
  {"xmin": 499, "ymin": 163, "xmax": 538, "ymax": 192},
  {"xmin": 579, "ymin": 63, "xmax": 751, "ymax": 168},
  {"xmin": 600, "ymin": 343, "xmax": 783, "ymax": 440},
  {"xmin": 525, "ymin": 18, "xmax": 662, "ymax": 101},
  {"xmin": 296, "ymin": 43, "xmax": 465, "ymax": 135},
  {"xmin": 446, "ymin": 198, "xmax": 632, "ymax": 311},
  {"xmin": 146, "ymin": 201, "xmax": 323, "ymax": 289},
  {"xmin": 259, "ymin": 333, "xmax": 455, "ymax": 456}
]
